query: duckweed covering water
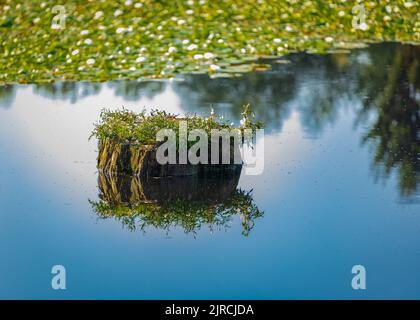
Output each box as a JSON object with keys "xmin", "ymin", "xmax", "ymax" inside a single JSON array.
[{"xmin": 1, "ymin": 0, "xmax": 419, "ymax": 84}]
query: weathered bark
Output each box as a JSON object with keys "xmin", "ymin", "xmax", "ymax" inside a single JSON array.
[{"xmin": 97, "ymin": 138, "xmax": 242, "ymax": 177}]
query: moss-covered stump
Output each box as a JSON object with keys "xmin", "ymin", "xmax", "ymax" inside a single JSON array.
[
  {"xmin": 93, "ymin": 107, "xmax": 262, "ymax": 177},
  {"xmin": 97, "ymin": 138, "xmax": 242, "ymax": 177}
]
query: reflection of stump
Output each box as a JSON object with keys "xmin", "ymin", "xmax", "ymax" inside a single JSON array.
[
  {"xmin": 97, "ymin": 138, "xmax": 242, "ymax": 177},
  {"xmin": 98, "ymin": 166, "xmax": 242, "ymax": 205}
]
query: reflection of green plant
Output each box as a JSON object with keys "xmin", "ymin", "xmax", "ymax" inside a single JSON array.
[{"xmin": 90, "ymin": 189, "xmax": 263, "ymax": 236}]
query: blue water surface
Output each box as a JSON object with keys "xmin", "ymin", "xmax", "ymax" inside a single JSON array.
[{"xmin": 0, "ymin": 43, "xmax": 419, "ymax": 299}]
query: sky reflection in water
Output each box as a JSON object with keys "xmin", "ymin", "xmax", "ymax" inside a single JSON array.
[{"xmin": 0, "ymin": 43, "xmax": 418, "ymax": 299}]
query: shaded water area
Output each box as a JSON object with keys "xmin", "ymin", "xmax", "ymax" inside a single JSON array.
[{"xmin": 0, "ymin": 43, "xmax": 419, "ymax": 299}]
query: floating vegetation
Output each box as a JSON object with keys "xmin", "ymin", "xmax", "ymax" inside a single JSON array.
[
  {"xmin": 0, "ymin": 0, "xmax": 419, "ymax": 84},
  {"xmin": 90, "ymin": 171, "xmax": 264, "ymax": 236},
  {"xmin": 91, "ymin": 105, "xmax": 262, "ymax": 176}
]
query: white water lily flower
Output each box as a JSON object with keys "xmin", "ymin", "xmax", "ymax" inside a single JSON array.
[
  {"xmin": 359, "ymin": 22, "xmax": 369, "ymax": 31},
  {"xmin": 84, "ymin": 38, "xmax": 93, "ymax": 45},
  {"xmin": 209, "ymin": 64, "xmax": 220, "ymax": 71},
  {"xmin": 71, "ymin": 49, "xmax": 79, "ymax": 55},
  {"xmin": 273, "ymin": 38, "xmax": 281, "ymax": 43},
  {"xmin": 204, "ymin": 52, "xmax": 214, "ymax": 59},
  {"xmin": 86, "ymin": 58, "xmax": 95, "ymax": 65},
  {"xmin": 187, "ymin": 44, "xmax": 198, "ymax": 51},
  {"xmin": 94, "ymin": 11, "xmax": 103, "ymax": 19},
  {"xmin": 325, "ymin": 36, "xmax": 334, "ymax": 43}
]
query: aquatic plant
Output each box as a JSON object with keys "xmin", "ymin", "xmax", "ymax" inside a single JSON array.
[
  {"xmin": 90, "ymin": 105, "xmax": 263, "ymax": 144},
  {"xmin": 0, "ymin": 0, "xmax": 418, "ymax": 84}
]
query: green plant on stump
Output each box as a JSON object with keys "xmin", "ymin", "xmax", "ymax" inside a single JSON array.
[{"xmin": 90, "ymin": 105, "xmax": 263, "ymax": 176}]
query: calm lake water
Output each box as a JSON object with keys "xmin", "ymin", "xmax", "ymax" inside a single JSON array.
[{"xmin": 0, "ymin": 43, "xmax": 419, "ymax": 299}]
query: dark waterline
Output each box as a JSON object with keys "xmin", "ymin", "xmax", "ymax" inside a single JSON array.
[{"xmin": 0, "ymin": 43, "xmax": 419, "ymax": 299}]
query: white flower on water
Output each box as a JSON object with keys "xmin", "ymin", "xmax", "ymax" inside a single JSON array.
[
  {"xmin": 187, "ymin": 44, "xmax": 198, "ymax": 51},
  {"xmin": 86, "ymin": 58, "xmax": 95, "ymax": 65},
  {"xmin": 209, "ymin": 64, "xmax": 220, "ymax": 72},
  {"xmin": 94, "ymin": 11, "xmax": 103, "ymax": 19},
  {"xmin": 359, "ymin": 22, "xmax": 369, "ymax": 31},
  {"xmin": 136, "ymin": 56, "xmax": 146, "ymax": 63},
  {"xmin": 325, "ymin": 36, "xmax": 334, "ymax": 43},
  {"xmin": 273, "ymin": 38, "xmax": 281, "ymax": 43},
  {"xmin": 71, "ymin": 49, "xmax": 79, "ymax": 55},
  {"xmin": 84, "ymin": 38, "xmax": 93, "ymax": 45},
  {"xmin": 204, "ymin": 52, "xmax": 214, "ymax": 59}
]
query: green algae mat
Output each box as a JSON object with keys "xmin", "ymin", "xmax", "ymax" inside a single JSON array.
[{"xmin": 0, "ymin": 0, "xmax": 419, "ymax": 84}]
